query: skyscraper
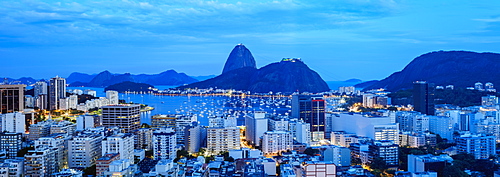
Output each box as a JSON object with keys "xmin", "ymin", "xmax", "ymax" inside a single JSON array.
[
  {"xmin": 49, "ymin": 76, "xmax": 66, "ymax": 110},
  {"xmin": 0, "ymin": 85, "xmax": 25, "ymax": 114},
  {"xmin": 292, "ymin": 95, "xmax": 326, "ymax": 141},
  {"xmin": 413, "ymin": 81, "xmax": 435, "ymax": 115},
  {"xmin": 101, "ymin": 104, "xmax": 141, "ymax": 133},
  {"xmin": 153, "ymin": 128, "xmax": 177, "ymax": 160}
]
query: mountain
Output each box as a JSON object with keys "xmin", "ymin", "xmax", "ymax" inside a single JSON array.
[
  {"xmin": 134, "ymin": 70, "xmax": 198, "ymax": 86},
  {"xmin": 105, "ymin": 81, "xmax": 154, "ymax": 93},
  {"xmin": 180, "ymin": 59, "xmax": 330, "ymax": 93},
  {"xmin": 344, "ymin": 78, "xmax": 362, "ymax": 83},
  {"xmin": 0, "ymin": 77, "xmax": 37, "ymax": 85},
  {"xmin": 190, "ymin": 75, "xmax": 217, "ymax": 81},
  {"xmin": 248, "ymin": 60, "xmax": 329, "ymax": 93},
  {"xmin": 86, "ymin": 70, "xmax": 116, "ymax": 87},
  {"xmin": 354, "ymin": 80, "xmax": 379, "ymax": 88},
  {"xmin": 68, "ymin": 70, "xmax": 198, "ymax": 87},
  {"xmin": 361, "ymin": 51, "xmax": 500, "ymax": 91},
  {"xmin": 222, "ymin": 44, "xmax": 257, "ymax": 74},
  {"xmin": 66, "ymin": 72, "xmax": 95, "ymax": 84}
]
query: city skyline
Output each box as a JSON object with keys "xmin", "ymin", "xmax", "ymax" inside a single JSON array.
[{"xmin": 2, "ymin": 0, "xmax": 500, "ymax": 81}]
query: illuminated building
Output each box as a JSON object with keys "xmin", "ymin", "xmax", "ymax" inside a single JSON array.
[
  {"xmin": 102, "ymin": 133, "xmax": 135, "ymax": 164},
  {"xmin": 207, "ymin": 127, "xmax": 240, "ymax": 154},
  {"xmin": 0, "ymin": 112, "xmax": 25, "ymax": 134},
  {"xmin": 245, "ymin": 111, "xmax": 268, "ymax": 147},
  {"xmin": 456, "ymin": 134, "xmax": 495, "ymax": 159},
  {"xmin": 413, "ymin": 81, "xmax": 435, "ymax": 115},
  {"xmin": 101, "ymin": 104, "xmax": 141, "ymax": 133},
  {"xmin": 153, "ymin": 128, "xmax": 177, "ymax": 160},
  {"xmin": 106, "ymin": 90, "xmax": 119, "ymax": 105},
  {"xmin": 261, "ymin": 131, "xmax": 293, "ymax": 155},
  {"xmin": 292, "ymin": 95, "xmax": 326, "ymax": 141},
  {"xmin": 68, "ymin": 133, "xmax": 103, "ymax": 168},
  {"xmin": 0, "ymin": 85, "xmax": 25, "ymax": 113},
  {"xmin": 0, "ymin": 132, "xmax": 22, "ymax": 159},
  {"xmin": 49, "ymin": 76, "xmax": 66, "ymax": 110}
]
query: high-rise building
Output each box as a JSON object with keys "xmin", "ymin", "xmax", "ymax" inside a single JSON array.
[
  {"xmin": 68, "ymin": 133, "xmax": 103, "ymax": 168},
  {"xmin": 245, "ymin": 111, "xmax": 268, "ymax": 147},
  {"xmin": 34, "ymin": 80, "xmax": 48, "ymax": 97},
  {"xmin": 153, "ymin": 128, "xmax": 177, "ymax": 160},
  {"xmin": 428, "ymin": 116, "xmax": 452, "ymax": 140},
  {"xmin": 331, "ymin": 113, "xmax": 399, "ymax": 144},
  {"xmin": 185, "ymin": 124, "xmax": 205, "ymax": 154},
  {"xmin": 68, "ymin": 95, "xmax": 78, "ymax": 109},
  {"xmin": 102, "ymin": 133, "xmax": 135, "ymax": 164},
  {"xmin": 35, "ymin": 135, "xmax": 71, "ymax": 172},
  {"xmin": 101, "ymin": 104, "xmax": 141, "ymax": 133},
  {"xmin": 322, "ymin": 145, "xmax": 351, "ymax": 167},
  {"xmin": 456, "ymin": 134, "xmax": 495, "ymax": 159},
  {"xmin": 49, "ymin": 76, "xmax": 66, "ymax": 110},
  {"xmin": 151, "ymin": 114, "xmax": 177, "ymax": 129},
  {"xmin": 0, "ymin": 158, "xmax": 24, "ymax": 177},
  {"xmin": 24, "ymin": 147, "xmax": 58, "ymax": 176},
  {"xmin": 77, "ymin": 115, "xmax": 96, "ymax": 131},
  {"xmin": 261, "ymin": 131, "xmax": 293, "ymax": 155},
  {"xmin": 413, "ymin": 81, "xmax": 435, "ymax": 115},
  {"xmin": 0, "ymin": 112, "xmax": 25, "ymax": 133},
  {"xmin": 50, "ymin": 120, "xmax": 76, "ymax": 135},
  {"xmin": 0, "ymin": 132, "xmax": 22, "ymax": 159},
  {"xmin": 207, "ymin": 127, "xmax": 240, "ymax": 155},
  {"xmin": 292, "ymin": 95, "xmax": 326, "ymax": 141},
  {"xmin": 133, "ymin": 128, "xmax": 153, "ymax": 150},
  {"xmin": 106, "ymin": 90, "xmax": 119, "ymax": 105},
  {"xmin": 175, "ymin": 114, "xmax": 196, "ymax": 145},
  {"xmin": 0, "ymin": 85, "xmax": 25, "ymax": 114},
  {"xmin": 28, "ymin": 121, "xmax": 51, "ymax": 141},
  {"xmin": 289, "ymin": 120, "xmax": 311, "ymax": 145}
]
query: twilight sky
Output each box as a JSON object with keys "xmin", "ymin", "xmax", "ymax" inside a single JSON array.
[{"xmin": 2, "ymin": 0, "xmax": 500, "ymax": 81}]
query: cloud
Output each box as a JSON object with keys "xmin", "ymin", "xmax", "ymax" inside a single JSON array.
[{"xmin": 0, "ymin": 0, "xmax": 404, "ymax": 47}]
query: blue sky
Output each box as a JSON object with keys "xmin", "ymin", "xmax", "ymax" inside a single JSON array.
[{"xmin": 2, "ymin": 0, "xmax": 500, "ymax": 81}]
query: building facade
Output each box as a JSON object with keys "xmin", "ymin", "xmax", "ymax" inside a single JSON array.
[
  {"xmin": 101, "ymin": 104, "xmax": 141, "ymax": 133},
  {"xmin": 0, "ymin": 85, "xmax": 25, "ymax": 114}
]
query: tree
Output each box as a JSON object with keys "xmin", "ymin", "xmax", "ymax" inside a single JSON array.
[
  {"xmin": 471, "ymin": 159, "xmax": 498, "ymax": 177},
  {"xmin": 141, "ymin": 123, "xmax": 151, "ymax": 128},
  {"xmin": 17, "ymin": 146, "xmax": 35, "ymax": 157},
  {"xmin": 442, "ymin": 165, "xmax": 468, "ymax": 177},
  {"xmin": 370, "ymin": 157, "xmax": 387, "ymax": 171},
  {"xmin": 303, "ymin": 147, "xmax": 320, "ymax": 156},
  {"xmin": 83, "ymin": 164, "xmax": 97, "ymax": 176}
]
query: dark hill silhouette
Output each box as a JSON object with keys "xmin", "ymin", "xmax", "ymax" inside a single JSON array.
[
  {"xmin": 222, "ymin": 44, "xmax": 256, "ymax": 74},
  {"xmin": 359, "ymin": 51, "xmax": 500, "ymax": 91},
  {"xmin": 180, "ymin": 59, "xmax": 330, "ymax": 93}
]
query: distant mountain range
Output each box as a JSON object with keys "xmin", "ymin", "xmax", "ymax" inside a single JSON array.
[
  {"xmin": 357, "ymin": 51, "xmax": 500, "ymax": 91},
  {"xmin": 0, "ymin": 77, "xmax": 38, "ymax": 86},
  {"xmin": 68, "ymin": 70, "xmax": 198, "ymax": 87},
  {"xmin": 105, "ymin": 81, "xmax": 154, "ymax": 93},
  {"xmin": 179, "ymin": 44, "xmax": 330, "ymax": 93}
]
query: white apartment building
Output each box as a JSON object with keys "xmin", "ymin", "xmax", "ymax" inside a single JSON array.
[
  {"xmin": 207, "ymin": 127, "xmax": 240, "ymax": 155},
  {"xmin": 261, "ymin": 131, "xmax": 293, "ymax": 155},
  {"xmin": 456, "ymin": 134, "xmax": 496, "ymax": 159},
  {"xmin": 102, "ymin": 133, "xmax": 135, "ymax": 164},
  {"xmin": 0, "ymin": 112, "xmax": 25, "ymax": 133},
  {"xmin": 68, "ymin": 134, "xmax": 103, "ymax": 168},
  {"xmin": 153, "ymin": 128, "xmax": 177, "ymax": 160}
]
